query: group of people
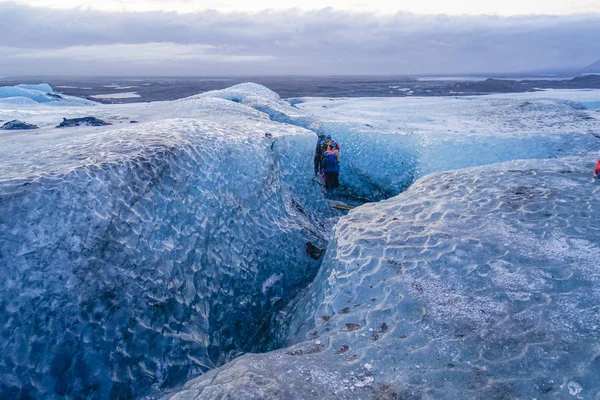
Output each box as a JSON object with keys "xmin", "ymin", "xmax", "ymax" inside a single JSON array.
[{"xmin": 314, "ymin": 134, "xmax": 341, "ymax": 189}]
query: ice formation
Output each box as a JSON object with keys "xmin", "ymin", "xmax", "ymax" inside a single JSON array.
[
  {"xmin": 0, "ymin": 84, "xmax": 95, "ymax": 106},
  {"xmin": 192, "ymin": 87, "xmax": 600, "ymax": 200},
  {"xmin": 291, "ymin": 93, "xmax": 600, "ymax": 200},
  {"xmin": 165, "ymin": 154, "xmax": 600, "ymax": 400},
  {"xmin": 0, "ymin": 84, "xmax": 332, "ymax": 399},
  {"xmin": 1, "ymin": 83, "xmax": 599, "ymax": 399}
]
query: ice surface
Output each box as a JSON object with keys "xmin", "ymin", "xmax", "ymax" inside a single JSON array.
[
  {"xmin": 196, "ymin": 83, "xmax": 311, "ymax": 127},
  {"xmin": 165, "ymin": 154, "xmax": 600, "ymax": 400},
  {"xmin": 0, "ymin": 84, "xmax": 333, "ymax": 399},
  {"xmin": 2, "ymin": 83, "xmax": 600, "ymax": 399},
  {"xmin": 0, "ymin": 83, "xmax": 95, "ymax": 106},
  {"xmin": 191, "ymin": 87, "xmax": 600, "ymax": 201},
  {"xmin": 17, "ymin": 83, "xmax": 54, "ymax": 93},
  {"xmin": 294, "ymin": 91, "xmax": 600, "ymax": 199}
]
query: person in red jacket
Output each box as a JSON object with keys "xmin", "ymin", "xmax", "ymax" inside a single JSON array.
[{"xmin": 595, "ymin": 160, "xmax": 600, "ymax": 178}]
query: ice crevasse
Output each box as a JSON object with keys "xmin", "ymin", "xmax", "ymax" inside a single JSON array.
[
  {"xmin": 163, "ymin": 85, "xmax": 600, "ymax": 399},
  {"xmin": 166, "ymin": 154, "xmax": 600, "ymax": 400},
  {"xmin": 193, "ymin": 85, "xmax": 600, "ymax": 200},
  {"xmin": 291, "ymin": 94, "xmax": 600, "ymax": 199},
  {"xmin": 0, "ymin": 82, "xmax": 599, "ymax": 399}
]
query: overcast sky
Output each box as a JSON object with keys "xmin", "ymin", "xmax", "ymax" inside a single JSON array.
[{"xmin": 0, "ymin": 0, "xmax": 599, "ymax": 76}]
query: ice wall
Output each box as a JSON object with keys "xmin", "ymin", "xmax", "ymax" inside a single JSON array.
[
  {"xmin": 165, "ymin": 154, "xmax": 600, "ymax": 400},
  {"xmin": 0, "ymin": 87, "xmax": 333, "ymax": 399}
]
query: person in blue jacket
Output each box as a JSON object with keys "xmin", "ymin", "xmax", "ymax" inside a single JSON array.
[{"xmin": 322, "ymin": 146, "xmax": 339, "ymax": 189}]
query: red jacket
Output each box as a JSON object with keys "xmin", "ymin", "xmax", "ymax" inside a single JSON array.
[{"xmin": 595, "ymin": 161, "xmax": 600, "ymax": 176}]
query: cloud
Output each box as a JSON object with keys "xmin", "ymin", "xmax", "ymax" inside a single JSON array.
[
  {"xmin": 0, "ymin": 2, "xmax": 599, "ymax": 75},
  {"xmin": 4, "ymin": 0, "xmax": 600, "ymax": 15},
  {"xmin": 2, "ymin": 43, "xmax": 273, "ymax": 63}
]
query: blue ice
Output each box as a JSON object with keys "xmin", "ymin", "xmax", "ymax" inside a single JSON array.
[
  {"xmin": 0, "ymin": 83, "xmax": 94, "ymax": 106},
  {"xmin": 1, "ymin": 83, "xmax": 599, "ymax": 400},
  {"xmin": 0, "ymin": 84, "xmax": 332, "ymax": 399},
  {"xmin": 167, "ymin": 154, "xmax": 600, "ymax": 400}
]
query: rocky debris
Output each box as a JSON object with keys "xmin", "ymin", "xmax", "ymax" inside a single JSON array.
[
  {"xmin": 56, "ymin": 117, "xmax": 111, "ymax": 128},
  {"xmin": 305, "ymin": 242, "xmax": 325, "ymax": 260},
  {"xmin": 327, "ymin": 199, "xmax": 356, "ymax": 211},
  {"xmin": 1, "ymin": 120, "xmax": 38, "ymax": 130},
  {"xmin": 345, "ymin": 323, "xmax": 361, "ymax": 331},
  {"xmin": 336, "ymin": 345, "xmax": 349, "ymax": 354}
]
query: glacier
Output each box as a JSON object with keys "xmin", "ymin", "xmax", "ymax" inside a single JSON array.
[
  {"xmin": 0, "ymin": 83, "xmax": 599, "ymax": 399},
  {"xmin": 0, "ymin": 85, "xmax": 333, "ymax": 399},
  {"xmin": 291, "ymin": 93, "xmax": 600, "ymax": 200},
  {"xmin": 165, "ymin": 154, "xmax": 600, "ymax": 400},
  {"xmin": 185, "ymin": 85, "xmax": 600, "ymax": 201}
]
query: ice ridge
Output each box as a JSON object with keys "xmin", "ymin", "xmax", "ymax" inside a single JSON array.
[{"xmin": 0, "ymin": 89, "xmax": 333, "ymax": 399}]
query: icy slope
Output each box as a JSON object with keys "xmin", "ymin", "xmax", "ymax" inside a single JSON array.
[
  {"xmin": 294, "ymin": 92, "xmax": 600, "ymax": 199},
  {"xmin": 195, "ymin": 83, "xmax": 312, "ymax": 126},
  {"xmin": 0, "ymin": 85, "xmax": 333, "ymax": 399},
  {"xmin": 0, "ymin": 83, "xmax": 306, "ymax": 137},
  {"xmin": 165, "ymin": 154, "xmax": 600, "ymax": 400},
  {"xmin": 0, "ymin": 84, "xmax": 96, "ymax": 106}
]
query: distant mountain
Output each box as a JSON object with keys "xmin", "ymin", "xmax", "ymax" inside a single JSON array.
[{"xmin": 582, "ymin": 60, "xmax": 600, "ymax": 73}]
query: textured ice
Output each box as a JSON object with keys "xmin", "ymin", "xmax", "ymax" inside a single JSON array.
[
  {"xmin": 192, "ymin": 87, "xmax": 600, "ymax": 201},
  {"xmin": 2, "ymin": 83, "xmax": 600, "ymax": 399},
  {"xmin": 0, "ymin": 84, "xmax": 333, "ymax": 399},
  {"xmin": 196, "ymin": 83, "xmax": 310, "ymax": 127},
  {"xmin": 0, "ymin": 83, "xmax": 95, "ymax": 106},
  {"xmin": 293, "ymin": 91, "xmax": 600, "ymax": 199},
  {"xmin": 166, "ymin": 154, "xmax": 600, "ymax": 400}
]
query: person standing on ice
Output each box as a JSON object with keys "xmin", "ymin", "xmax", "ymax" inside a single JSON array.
[
  {"xmin": 327, "ymin": 143, "xmax": 341, "ymax": 186},
  {"xmin": 325, "ymin": 135, "xmax": 341, "ymax": 172},
  {"xmin": 595, "ymin": 160, "xmax": 600, "ymax": 178},
  {"xmin": 329, "ymin": 141, "xmax": 341, "ymax": 162},
  {"xmin": 322, "ymin": 147, "xmax": 339, "ymax": 189},
  {"xmin": 325, "ymin": 135, "xmax": 341, "ymax": 153},
  {"xmin": 328, "ymin": 142, "xmax": 341, "ymax": 187},
  {"xmin": 314, "ymin": 139, "xmax": 327, "ymax": 176},
  {"xmin": 315, "ymin": 133, "xmax": 326, "ymax": 152}
]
